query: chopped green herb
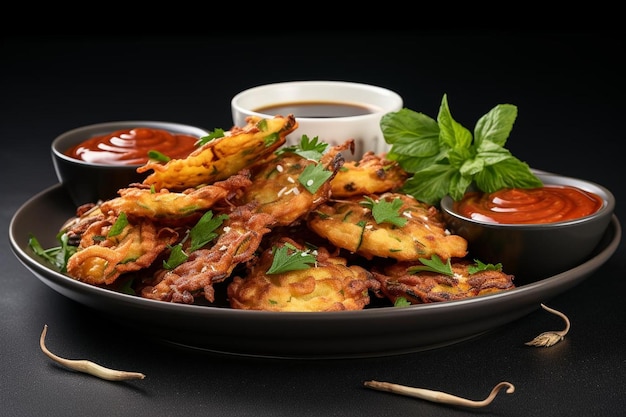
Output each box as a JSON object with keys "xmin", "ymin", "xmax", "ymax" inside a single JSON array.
[
  {"xmin": 196, "ymin": 128, "xmax": 226, "ymax": 146},
  {"xmin": 360, "ymin": 196, "xmax": 408, "ymax": 227},
  {"xmin": 394, "ymin": 297, "xmax": 411, "ymax": 307},
  {"xmin": 148, "ymin": 150, "xmax": 170, "ymax": 163},
  {"xmin": 189, "ymin": 211, "xmax": 229, "ymax": 252},
  {"xmin": 468, "ymin": 259, "xmax": 503, "ymax": 274},
  {"xmin": 299, "ymin": 163, "xmax": 333, "ymax": 194},
  {"xmin": 266, "ymin": 242, "xmax": 317, "ymax": 274},
  {"xmin": 277, "ymin": 135, "xmax": 328, "ymax": 161},
  {"xmin": 107, "ymin": 212, "xmax": 129, "ymax": 238},
  {"xmin": 163, "ymin": 244, "xmax": 188, "ymax": 270},
  {"xmin": 28, "ymin": 233, "xmax": 77, "ymax": 272},
  {"xmin": 408, "ymin": 255, "xmax": 453, "ymax": 276},
  {"xmin": 381, "ymin": 94, "xmax": 543, "ymax": 205}
]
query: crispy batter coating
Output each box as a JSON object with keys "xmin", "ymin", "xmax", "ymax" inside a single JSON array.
[
  {"xmin": 330, "ymin": 151, "xmax": 409, "ymax": 198},
  {"xmin": 227, "ymin": 239, "xmax": 378, "ymax": 311},
  {"xmin": 139, "ymin": 202, "xmax": 275, "ymax": 304},
  {"xmin": 307, "ymin": 192, "xmax": 468, "ymax": 262},
  {"xmin": 372, "ymin": 260, "xmax": 515, "ymax": 304},
  {"xmin": 235, "ymin": 145, "xmax": 344, "ymax": 226},
  {"xmin": 99, "ymin": 172, "xmax": 252, "ymax": 221},
  {"xmin": 66, "ymin": 216, "xmax": 179, "ymax": 285},
  {"xmin": 138, "ymin": 115, "xmax": 297, "ymax": 191}
]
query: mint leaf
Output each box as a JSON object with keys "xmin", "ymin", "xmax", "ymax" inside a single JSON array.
[{"xmin": 382, "ymin": 94, "xmax": 542, "ymax": 204}]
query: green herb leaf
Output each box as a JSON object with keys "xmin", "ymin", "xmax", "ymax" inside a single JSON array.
[
  {"xmin": 299, "ymin": 163, "xmax": 333, "ymax": 194},
  {"xmin": 360, "ymin": 196, "xmax": 408, "ymax": 227},
  {"xmin": 394, "ymin": 297, "xmax": 411, "ymax": 307},
  {"xmin": 266, "ymin": 242, "xmax": 317, "ymax": 274},
  {"xmin": 277, "ymin": 135, "xmax": 329, "ymax": 161},
  {"xmin": 468, "ymin": 259, "xmax": 503, "ymax": 274},
  {"xmin": 196, "ymin": 128, "xmax": 226, "ymax": 146},
  {"xmin": 147, "ymin": 150, "xmax": 170, "ymax": 163},
  {"xmin": 408, "ymin": 255, "xmax": 454, "ymax": 276},
  {"xmin": 28, "ymin": 233, "xmax": 77, "ymax": 272},
  {"xmin": 189, "ymin": 211, "xmax": 229, "ymax": 252},
  {"xmin": 163, "ymin": 243, "xmax": 188, "ymax": 270},
  {"xmin": 107, "ymin": 212, "xmax": 128, "ymax": 238},
  {"xmin": 382, "ymin": 94, "xmax": 542, "ymax": 205}
]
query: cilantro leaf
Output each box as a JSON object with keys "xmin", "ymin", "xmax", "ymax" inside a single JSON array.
[
  {"xmin": 277, "ymin": 135, "xmax": 328, "ymax": 161},
  {"xmin": 468, "ymin": 259, "xmax": 503, "ymax": 274},
  {"xmin": 266, "ymin": 242, "xmax": 317, "ymax": 274},
  {"xmin": 163, "ymin": 244, "xmax": 188, "ymax": 270},
  {"xmin": 189, "ymin": 211, "xmax": 228, "ymax": 251},
  {"xmin": 28, "ymin": 233, "xmax": 77, "ymax": 272},
  {"xmin": 360, "ymin": 196, "xmax": 408, "ymax": 227},
  {"xmin": 299, "ymin": 163, "xmax": 333, "ymax": 193},
  {"xmin": 196, "ymin": 128, "xmax": 226, "ymax": 146},
  {"xmin": 407, "ymin": 255, "xmax": 453, "ymax": 276}
]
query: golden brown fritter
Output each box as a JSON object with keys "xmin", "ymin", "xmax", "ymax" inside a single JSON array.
[
  {"xmin": 66, "ymin": 215, "xmax": 179, "ymax": 285},
  {"xmin": 99, "ymin": 171, "xmax": 252, "ymax": 221},
  {"xmin": 330, "ymin": 151, "xmax": 409, "ymax": 198},
  {"xmin": 372, "ymin": 260, "xmax": 516, "ymax": 304},
  {"xmin": 234, "ymin": 144, "xmax": 344, "ymax": 227},
  {"xmin": 307, "ymin": 192, "xmax": 468, "ymax": 262},
  {"xmin": 138, "ymin": 115, "xmax": 297, "ymax": 191},
  {"xmin": 227, "ymin": 239, "xmax": 379, "ymax": 312},
  {"xmin": 139, "ymin": 202, "xmax": 275, "ymax": 304}
]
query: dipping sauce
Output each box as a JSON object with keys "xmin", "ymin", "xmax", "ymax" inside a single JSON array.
[
  {"xmin": 454, "ymin": 185, "xmax": 604, "ymax": 224},
  {"xmin": 254, "ymin": 101, "xmax": 378, "ymax": 118},
  {"xmin": 64, "ymin": 127, "xmax": 199, "ymax": 165}
]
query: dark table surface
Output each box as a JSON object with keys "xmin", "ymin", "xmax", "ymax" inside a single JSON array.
[{"xmin": 2, "ymin": 32, "xmax": 625, "ymax": 417}]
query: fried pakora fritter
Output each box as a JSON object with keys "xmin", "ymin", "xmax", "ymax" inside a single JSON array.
[
  {"xmin": 234, "ymin": 142, "xmax": 345, "ymax": 226},
  {"xmin": 227, "ymin": 239, "xmax": 379, "ymax": 312},
  {"xmin": 138, "ymin": 115, "xmax": 297, "ymax": 191},
  {"xmin": 66, "ymin": 215, "xmax": 179, "ymax": 285},
  {"xmin": 99, "ymin": 171, "xmax": 252, "ymax": 221},
  {"xmin": 307, "ymin": 192, "xmax": 468, "ymax": 262},
  {"xmin": 372, "ymin": 260, "xmax": 515, "ymax": 304},
  {"xmin": 139, "ymin": 202, "xmax": 275, "ymax": 304},
  {"xmin": 330, "ymin": 151, "xmax": 409, "ymax": 198}
]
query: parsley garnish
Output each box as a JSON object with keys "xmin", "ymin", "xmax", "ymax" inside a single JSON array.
[
  {"xmin": 196, "ymin": 128, "xmax": 226, "ymax": 147},
  {"xmin": 408, "ymin": 255, "xmax": 453, "ymax": 276},
  {"xmin": 28, "ymin": 232, "xmax": 77, "ymax": 272},
  {"xmin": 360, "ymin": 196, "xmax": 408, "ymax": 227},
  {"xmin": 266, "ymin": 242, "xmax": 317, "ymax": 274},
  {"xmin": 381, "ymin": 94, "xmax": 543, "ymax": 205},
  {"xmin": 189, "ymin": 211, "xmax": 229, "ymax": 252},
  {"xmin": 468, "ymin": 259, "xmax": 503, "ymax": 274},
  {"xmin": 299, "ymin": 163, "xmax": 333, "ymax": 194},
  {"xmin": 277, "ymin": 135, "xmax": 328, "ymax": 161},
  {"xmin": 163, "ymin": 210, "xmax": 229, "ymax": 269}
]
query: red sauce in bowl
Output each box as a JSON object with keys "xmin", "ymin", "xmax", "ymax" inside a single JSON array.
[
  {"xmin": 64, "ymin": 127, "xmax": 199, "ymax": 165},
  {"xmin": 453, "ymin": 185, "xmax": 604, "ymax": 224}
]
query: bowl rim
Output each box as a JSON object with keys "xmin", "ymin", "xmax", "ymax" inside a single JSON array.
[
  {"xmin": 440, "ymin": 172, "xmax": 615, "ymax": 229},
  {"xmin": 231, "ymin": 80, "xmax": 404, "ymax": 122},
  {"xmin": 51, "ymin": 120, "xmax": 210, "ymax": 168}
]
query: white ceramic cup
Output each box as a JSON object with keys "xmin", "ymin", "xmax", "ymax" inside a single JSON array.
[{"xmin": 231, "ymin": 81, "xmax": 403, "ymax": 159}]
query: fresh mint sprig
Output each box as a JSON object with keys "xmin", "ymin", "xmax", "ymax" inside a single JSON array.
[{"xmin": 381, "ymin": 94, "xmax": 542, "ymax": 205}]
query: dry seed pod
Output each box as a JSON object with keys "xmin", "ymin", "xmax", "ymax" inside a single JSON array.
[{"xmin": 39, "ymin": 325, "xmax": 145, "ymax": 381}]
